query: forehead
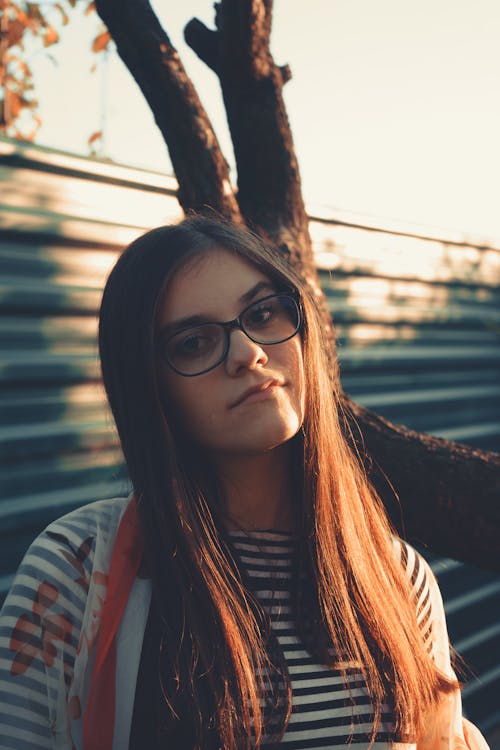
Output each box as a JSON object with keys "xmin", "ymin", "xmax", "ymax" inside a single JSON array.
[{"xmin": 157, "ymin": 247, "xmax": 273, "ymax": 326}]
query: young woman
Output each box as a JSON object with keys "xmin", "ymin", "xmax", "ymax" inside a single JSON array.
[{"xmin": 0, "ymin": 217, "xmax": 489, "ymax": 750}]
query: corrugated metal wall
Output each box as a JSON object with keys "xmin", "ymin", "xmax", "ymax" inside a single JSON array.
[
  {"xmin": 311, "ymin": 218, "xmax": 500, "ymax": 452},
  {"xmin": 311, "ymin": 220, "xmax": 500, "ymax": 738},
  {"xmin": 1, "ymin": 138, "xmax": 499, "ymax": 740}
]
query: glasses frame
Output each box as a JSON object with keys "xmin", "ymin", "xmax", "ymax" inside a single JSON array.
[{"xmin": 159, "ymin": 292, "xmax": 302, "ymax": 377}]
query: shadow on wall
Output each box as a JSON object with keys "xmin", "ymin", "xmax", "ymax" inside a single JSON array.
[{"xmin": 0, "ymin": 227, "xmax": 129, "ymax": 588}]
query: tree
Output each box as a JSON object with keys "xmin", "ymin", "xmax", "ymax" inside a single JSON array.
[
  {"xmin": 3, "ymin": 0, "xmax": 499, "ymax": 569},
  {"xmin": 0, "ymin": 0, "xmax": 109, "ymax": 141}
]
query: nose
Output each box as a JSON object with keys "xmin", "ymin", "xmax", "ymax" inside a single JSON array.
[{"xmin": 225, "ymin": 328, "xmax": 268, "ymax": 376}]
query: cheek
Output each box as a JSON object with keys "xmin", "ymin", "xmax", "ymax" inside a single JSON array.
[
  {"xmin": 282, "ymin": 340, "xmax": 306, "ymax": 414},
  {"xmin": 161, "ymin": 372, "xmax": 221, "ymax": 443}
]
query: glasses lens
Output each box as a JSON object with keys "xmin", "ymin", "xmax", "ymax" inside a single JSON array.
[
  {"xmin": 242, "ymin": 295, "xmax": 300, "ymax": 343},
  {"xmin": 165, "ymin": 323, "xmax": 225, "ymax": 376}
]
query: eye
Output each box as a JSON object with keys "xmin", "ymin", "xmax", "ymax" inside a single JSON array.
[
  {"xmin": 244, "ymin": 299, "xmax": 277, "ymax": 328},
  {"xmin": 169, "ymin": 326, "xmax": 220, "ymax": 361},
  {"xmin": 176, "ymin": 333, "xmax": 213, "ymax": 356}
]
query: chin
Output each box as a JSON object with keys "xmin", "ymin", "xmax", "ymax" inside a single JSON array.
[{"xmin": 236, "ymin": 416, "xmax": 302, "ymax": 454}]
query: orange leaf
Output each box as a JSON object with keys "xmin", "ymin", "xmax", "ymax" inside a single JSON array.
[
  {"xmin": 6, "ymin": 19, "xmax": 25, "ymax": 47},
  {"xmin": 85, "ymin": 2, "xmax": 96, "ymax": 16},
  {"xmin": 26, "ymin": 3, "xmax": 44, "ymax": 23},
  {"xmin": 17, "ymin": 60, "xmax": 31, "ymax": 75},
  {"xmin": 43, "ymin": 25, "xmax": 59, "ymax": 47},
  {"xmin": 91, "ymin": 30, "xmax": 111, "ymax": 53},
  {"xmin": 20, "ymin": 96, "xmax": 37, "ymax": 110},
  {"xmin": 6, "ymin": 91, "xmax": 23, "ymax": 118},
  {"xmin": 54, "ymin": 3, "xmax": 69, "ymax": 25},
  {"xmin": 88, "ymin": 130, "xmax": 102, "ymax": 146},
  {"xmin": 12, "ymin": 8, "xmax": 29, "ymax": 25}
]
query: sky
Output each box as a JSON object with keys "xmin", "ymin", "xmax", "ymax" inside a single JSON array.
[{"xmin": 25, "ymin": 0, "xmax": 500, "ymax": 242}]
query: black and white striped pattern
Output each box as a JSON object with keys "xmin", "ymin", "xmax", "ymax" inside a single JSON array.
[{"xmin": 229, "ymin": 530, "xmax": 433, "ymax": 749}]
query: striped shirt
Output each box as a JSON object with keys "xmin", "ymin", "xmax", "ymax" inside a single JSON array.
[{"xmin": 226, "ymin": 529, "xmax": 433, "ymax": 749}]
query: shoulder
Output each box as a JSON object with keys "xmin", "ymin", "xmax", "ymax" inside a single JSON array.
[
  {"xmin": 43, "ymin": 494, "xmax": 131, "ymax": 542},
  {"xmin": 7, "ymin": 496, "xmax": 129, "ymax": 593},
  {"xmin": 391, "ymin": 536, "xmax": 440, "ymax": 656},
  {"xmin": 1, "ymin": 495, "xmax": 131, "ymax": 620},
  {"xmin": 1, "ymin": 494, "xmax": 131, "ymax": 624},
  {"xmin": 0, "ymin": 496, "xmax": 132, "ymax": 746},
  {"xmin": 392, "ymin": 536, "xmax": 433, "ymax": 594},
  {"xmin": 0, "ymin": 495, "xmax": 131, "ymax": 652}
]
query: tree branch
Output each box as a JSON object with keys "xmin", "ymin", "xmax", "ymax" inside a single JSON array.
[
  {"xmin": 186, "ymin": 1, "xmax": 305, "ymax": 251},
  {"xmin": 184, "ymin": 18, "xmax": 219, "ymax": 73},
  {"xmin": 94, "ymin": 0, "xmax": 241, "ymax": 221},
  {"xmin": 342, "ymin": 396, "xmax": 500, "ymax": 570},
  {"xmin": 279, "ymin": 64, "xmax": 292, "ymax": 85},
  {"xmin": 218, "ymin": 0, "xmax": 305, "ymax": 242}
]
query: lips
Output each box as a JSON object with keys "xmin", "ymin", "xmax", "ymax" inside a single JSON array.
[{"xmin": 230, "ymin": 379, "xmax": 282, "ymax": 409}]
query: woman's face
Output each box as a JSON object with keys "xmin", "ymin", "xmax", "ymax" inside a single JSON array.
[{"xmin": 156, "ymin": 248, "xmax": 305, "ymax": 458}]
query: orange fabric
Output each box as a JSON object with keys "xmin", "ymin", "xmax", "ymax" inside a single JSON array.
[{"xmin": 83, "ymin": 497, "xmax": 143, "ymax": 750}]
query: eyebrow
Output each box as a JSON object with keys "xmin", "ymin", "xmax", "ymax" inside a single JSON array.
[
  {"xmin": 239, "ymin": 280, "xmax": 276, "ymax": 304},
  {"xmin": 158, "ymin": 280, "xmax": 276, "ymax": 338}
]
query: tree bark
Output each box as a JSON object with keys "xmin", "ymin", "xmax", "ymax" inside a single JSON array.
[
  {"xmin": 94, "ymin": 0, "xmax": 500, "ymax": 570},
  {"xmin": 94, "ymin": 0, "xmax": 242, "ymax": 221},
  {"xmin": 341, "ymin": 397, "xmax": 500, "ymax": 570},
  {"xmin": 185, "ymin": 1, "xmax": 308, "ymax": 259}
]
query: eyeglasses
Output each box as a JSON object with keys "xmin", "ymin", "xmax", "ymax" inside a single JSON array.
[{"xmin": 159, "ymin": 293, "xmax": 302, "ymax": 377}]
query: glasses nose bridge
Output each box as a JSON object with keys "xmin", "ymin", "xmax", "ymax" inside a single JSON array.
[
  {"xmin": 221, "ymin": 314, "xmax": 257, "ymax": 358},
  {"xmin": 223, "ymin": 314, "xmax": 246, "ymax": 338}
]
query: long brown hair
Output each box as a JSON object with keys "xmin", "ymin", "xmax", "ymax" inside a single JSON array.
[{"xmin": 98, "ymin": 216, "xmax": 455, "ymax": 748}]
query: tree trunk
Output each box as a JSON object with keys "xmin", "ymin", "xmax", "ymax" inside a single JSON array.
[
  {"xmin": 94, "ymin": 0, "xmax": 242, "ymax": 221},
  {"xmin": 94, "ymin": 0, "xmax": 500, "ymax": 570}
]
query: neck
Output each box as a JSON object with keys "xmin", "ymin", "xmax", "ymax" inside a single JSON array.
[{"xmin": 212, "ymin": 443, "xmax": 298, "ymax": 532}]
